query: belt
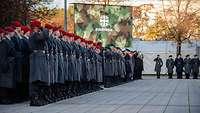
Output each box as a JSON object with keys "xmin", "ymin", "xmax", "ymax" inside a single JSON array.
[{"xmin": 33, "ymin": 50, "xmax": 45, "ymax": 53}]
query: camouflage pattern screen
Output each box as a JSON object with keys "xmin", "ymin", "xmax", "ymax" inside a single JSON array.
[{"xmin": 74, "ymin": 4, "xmax": 132, "ymax": 48}]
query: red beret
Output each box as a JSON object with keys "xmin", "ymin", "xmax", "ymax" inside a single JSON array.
[
  {"xmin": 4, "ymin": 26, "xmax": 14, "ymax": 33},
  {"xmin": 59, "ymin": 29, "xmax": 65, "ymax": 35},
  {"xmin": 0, "ymin": 27, "xmax": 5, "ymax": 34},
  {"xmin": 74, "ymin": 35, "xmax": 80, "ymax": 40},
  {"xmin": 80, "ymin": 38, "xmax": 85, "ymax": 42},
  {"xmin": 53, "ymin": 27, "xmax": 59, "ymax": 32},
  {"xmin": 87, "ymin": 40, "xmax": 93, "ymax": 44},
  {"xmin": 45, "ymin": 23, "xmax": 54, "ymax": 29},
  {"xmin": 21, "ymin": 26, "xmax": 32, "ymax": 34},
  {"xmin": 11, "ymin": 21, "xmax": 22, "ymax": 27},
  {"xmin": 96, "ymin": 45, "xmax": 101, "ymax": 49},
  {"xmin": 93, "ymin": 42, "xmax": 97, "ymax": 46},
  {"xmin": 30, "ymin": 19, "xmax": 41, "ymax": 27},
  {"xmin": 97, "ymin": 42, "xmax": 102, "ymax": 46}
]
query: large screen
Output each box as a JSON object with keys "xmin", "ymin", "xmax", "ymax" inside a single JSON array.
[{"xmin": 74, "ymin": 4, "xmax": 132, "ymax": 48}]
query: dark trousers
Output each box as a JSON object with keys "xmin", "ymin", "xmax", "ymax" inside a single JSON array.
[
  {"xmin": 177, "ymin": 72, "xmax": 183, "ymax": 79},
  {"xmin": 29, "ymin": 81, "xmax": 46, "ymax": 100},
  {"xmin": 185, "ymin": 73, "xmax": 190, "ymax": 79},
  {"xmin": 192, "ymin": 72, "xmax": 198, "ymax": 79},
  {"xmin": 157, "ymin": 72, "xmax": 160, "ymax": 79},
  {"xmin": 168, "ymin": 73, "xmax": 173, "ymax": 79},
  {"xmin": 0, "ymin": 87, "xmax": 15, "ymax": 104}
]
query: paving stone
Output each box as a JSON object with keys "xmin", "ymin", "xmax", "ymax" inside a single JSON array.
[
  {"xmin": 164, "ymin": 106, "xmax": 189, "ymax": 113},
  {"xmin": 138, "ymin": 105, "xmax": 165, "ymax": 113},
  {"xmin": 0, "ymin": 76, "xmax": 199, "ymax": 113}
]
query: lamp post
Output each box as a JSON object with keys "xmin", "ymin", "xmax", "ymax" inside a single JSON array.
[{"xmin": 64, "ymin": 0, "xmax": 67, "ymax": 31}]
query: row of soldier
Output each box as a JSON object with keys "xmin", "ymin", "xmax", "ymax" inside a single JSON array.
[
  {"xmin": 0, "ymin": 20, "xmax": 143, "ymax": 106},
  {"xmin": 154, "ymin": 54, "xmax": 200, "ymax": 79}
]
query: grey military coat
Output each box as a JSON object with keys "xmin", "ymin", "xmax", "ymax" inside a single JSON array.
[
  {"xmin": 191, "ymin": 58, "xmax": 200, "ymax": 73},
  {"xmin": 166, "ymin": 58, "xmax": 174, "ymax": 73},
  {"xmin": 154, "ymin": 57, "xmax": 163, "ymax": 72},
  {"xmin": 184, "ymin": 58, "xmax": 192, "ymax": 74}
]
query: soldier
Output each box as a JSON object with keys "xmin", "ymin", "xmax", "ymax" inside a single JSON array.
[
  {"xmin": 184, "ymin": 55, "xmax": 192, "ymax": 79},
  {"xmin": 175, "ymin": 54, "xmax": 184, "ymax": 79},
  {"xmin": 10, "ymin": 21, "xmax": 24, "ymax": 101},
  {"xmin": 134, "ymin": 52, "xmax": 144, "ymax": 79},
  {"xmin": 154, "ymin": 55, "xmax": 163, "ymax": 79},
  {"xmin": 103, "ymin": 47, "xmax": 112, "ymax": 87},
  {"xmin": 191, "ymin": 55, "xmax": 200, "ymax": 79},
  {"xmin": 29, "ymin": 20, "xmax": 49, "ymax": 106},
  {"xmin": 0, "ymin": 26, "xmax": 16, "ymax": 104},
  {"xmin": 20, "ymin": 26, "xmax": 32, "ymax": 100},
  {"xmin": 166, "ymin": 55, "xmax": 175, "ymax": 79},
  {"xmin": 124, "ymin": 49, "xmax": 133, "ymax": 81},
  {"xmin": 95, "ymin": 43, "xmax": 103, "ymax": 89}
]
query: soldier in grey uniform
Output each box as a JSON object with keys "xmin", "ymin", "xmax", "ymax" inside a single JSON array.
[
  {"xmin": 166, "ymin": 55, "xmax": 175, "ymax": 79},
  {"xmin": 29, "ymin": 20, "xmax": 49, "ymax": 106},
  {"xmin": 154, "ymin": 55, "xmax": 163, "ymax": 79},
  {"xmin": 184, "ymin": 55, "xmax": 192, "ymax": 79},
  {"xmin": 191, "ymin": 55, "xmax": 200, "ymax": 79}
]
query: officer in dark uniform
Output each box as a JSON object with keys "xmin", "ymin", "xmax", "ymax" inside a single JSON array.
[
  {"xmin": 166, "ymin": 55, "xmax": 175, "ymax": 79},
  {"xmin": 184, "ymin": 55, "xmax": 192, "ymax": 79},
  {"xmin": 154, "ymin": 55, "xmax": 163, "ymax": 79},
  {"xmin": 0, "ymin": 27, "xmax": 16, "ymax": 104},
  {"xmin": 191, "ymin": 55, "xmax": 200, "ymax": 79},
  {"xmin": 175, "ymin": 54, "xmax": 184, "ymax": 79}
]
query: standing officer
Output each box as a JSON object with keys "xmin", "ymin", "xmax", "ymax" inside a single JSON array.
[
  {"xmin": 21, "ymin": 26, "xmax": 32, "ymax": 100},
  {"xmin": 0, "ymin": 27, "xmax": 16, "ymax": 104},
  {"xmin": 124, "ymin": 49, "xmax": 132, "ymax": 81},
  {"xmin": 184, "ymin": 55, "xmax": 192, "ymax": 79},
  {"xmin": 10, "ymin": 21, "xmax": 24, "ymax": 101},
  {"xmin": 191, "ymin": 55, "xmax": 200, "ymax": 79},
  {"xmin": 29, "ymin": 20, "xmax": 49, "ymax": 106},
  {"xmin": 154, "ymin": 55, "xmax": 163, "ymax": 79},
  {"xmin": 175, "ymin": 54, "xmax": 184, "ymax": 79},
  {"xmin": 166, "ymin": 55, "xmax": 175, "ymax": 79}
]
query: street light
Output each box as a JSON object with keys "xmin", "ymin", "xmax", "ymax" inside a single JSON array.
[{"xmin": 64, "ymin": 0, "xmax": 67, "ymax": 31}]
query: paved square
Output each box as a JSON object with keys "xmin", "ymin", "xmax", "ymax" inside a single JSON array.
[{"xmin": 0, "ymin": 76, "xmax": 200, "ymax": 113}]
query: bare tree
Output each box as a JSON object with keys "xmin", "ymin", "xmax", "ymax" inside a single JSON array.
[{"xmin": 160, "ymin": 0, "xmax": 200, "ymax": 55}]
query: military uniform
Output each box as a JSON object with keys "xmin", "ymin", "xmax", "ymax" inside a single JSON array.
[
  {"xmin": 134, "ymin": 56, "xmax": 143, "ymax": 79},
  {"xmin": 0, "ymin": 36, "xmax": 16, "ymax": 104},
  {"xmin": 124, "ymin": 53, "xmax": 133, "ymax": 81},
  {"xmin": 154, "ymin": 57, "xmax": 163, "ymax": 79},
  {"xmin": 191, "ymin": 57, "xmax": 200, "ymax": 79},
  {"xmin": 21, "ymin": 35, "xmax": 31, "ymax": 99},
  {"xmin": 175, "ymin": 57, "xmax": 184, "ymax": 79},
  {"xmin": 166, "ymin": 58, "xmax": 175, "ymax": 79},
  {"xmin": 29, "ymin": 30, "xmax": 49, "ymax": 106},
  {"xmin": 184, "ymin": 57, "xmax": 191, "ymax": 79}
]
